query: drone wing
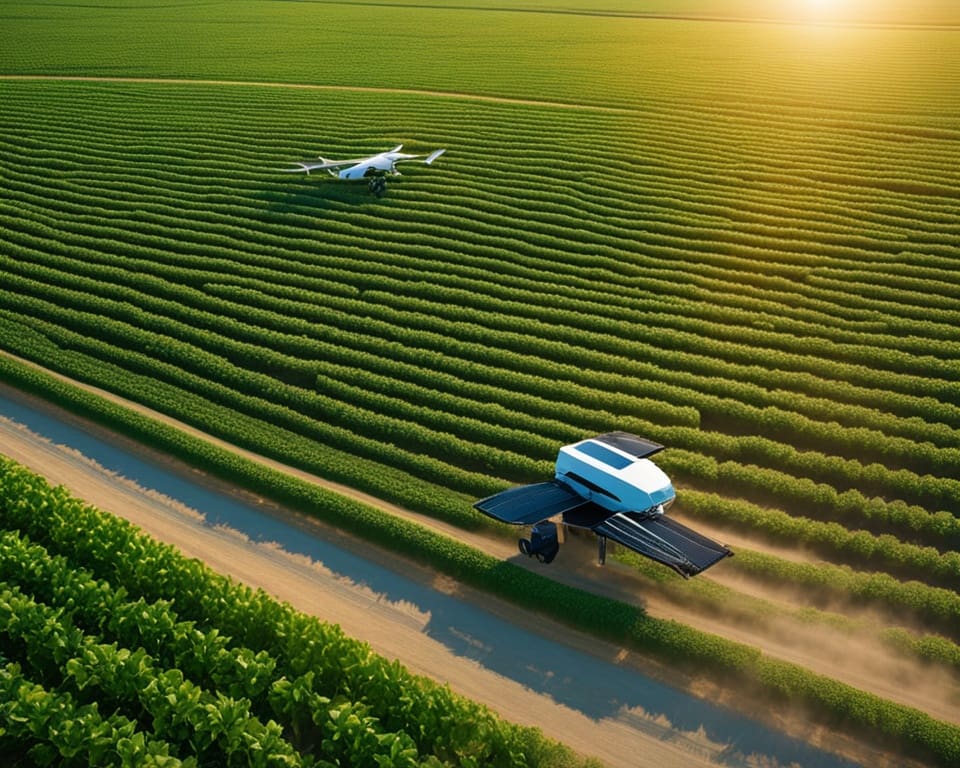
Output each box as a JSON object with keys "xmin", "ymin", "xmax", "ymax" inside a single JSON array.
[
  {"xmin": 392, "ymin": 148, "xmax": 446, "ymax": 166},
  {"xmin": 558, "ymin": 501, "xmax": 732, "ymax": 578},
  {"xmin": 423, "ymin": 148, "xmax": 446, "ymax": 164},
  {"xmin": 279, "ymin": 156, "xmax": 368, "ymax": 174},
  {"xmin": 592, "ymin": 512, "xmax": 733, "ymax": 578},
  {"xmin": 474, "ymin": 480, "xmax": 590, "ymax": 525},
  {"xmin": 474, "ymin": 480, "xmax": 732, "ymax": 578}
]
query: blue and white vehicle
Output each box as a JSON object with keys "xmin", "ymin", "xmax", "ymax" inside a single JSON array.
[{"xmin": 475, "ymin": 432, "xmax": 732, "ymax": 578}]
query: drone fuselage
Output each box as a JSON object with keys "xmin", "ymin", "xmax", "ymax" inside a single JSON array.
[
  {"xmin": 336, "ymin": 151, "xmax": 417, "ymax": 180},
  {"xmin": 554, "ymin": 439, "xmax": 675, "ymax": 515}
]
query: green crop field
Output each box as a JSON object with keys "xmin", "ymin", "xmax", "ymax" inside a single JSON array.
[
  {"xmin": 1, "ymin": 0, "xmax": 959, "ymax": 766},
  {"xmin": 0, "ymin": 457, "xmax": 593, "ymax": 767}
]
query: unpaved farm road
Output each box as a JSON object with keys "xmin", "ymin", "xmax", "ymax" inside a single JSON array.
[{"xmin": 0, "ymin": 356, "xmax": 923, "ymax": 767}]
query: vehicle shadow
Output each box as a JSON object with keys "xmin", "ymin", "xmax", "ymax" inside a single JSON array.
[{"xmin": 256, "ymin": 179, "xmax": 387, "ymax": 214}]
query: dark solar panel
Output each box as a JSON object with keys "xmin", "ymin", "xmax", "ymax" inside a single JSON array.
[
  {"xmin": 593, "ymin": 432, "xmax": 664, "ymax": 459},
  {"xmin": 593, "ymin": 513, "xmax": 732, "ymax": 577},
  {"xmin": 575, "ymin": 440, "xmax": 633, "ymax": 469},
  {"xmin": 474, "ymin": 481, "xmax": 587, "ymax": 524}
]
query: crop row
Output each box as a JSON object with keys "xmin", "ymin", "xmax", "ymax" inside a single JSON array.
[
  {"xmin": 3, "ymin": 208, "xmax": 956, "ymax": 456},
  {"xmin": 0, "ymin": 459, "xmax": 589, "ymax": 768},
  {"xmin": 0, "ymin": 586, "xmax": 304, "ymax": 766},
  {"xmin": 5, "ymin": 158, "xmax": 952, "ymax": 364},
  {"xmin": 3, "ymin": 169, "xmax": 956, "ymax": 432},
  {"xmin": 5, "ymin": 80, "xmax": 955, "ymax": 223},
  {"xmin": 3, "ymin": 245, "xmax": 959, "ymax": 526},
  {"xmin": 4, "ymin": 207, "xmax": 957, "ymax": 456},
  {"xmin": 4, "ymin": 278, "xmax": 960, "ymax": 575},
  {"xmin": 3, "ymin": 146, "xmax": 956, "ymax": 354},
  {"xmin": 673, "ymin": 466, "xmax": 960, "ymax": 556},
  {"xmin": 3, "ymin": 85, "xmax": 956, "ymax": 282},
  {"xmin": 5, "ymin": 190, "xmax": 958, "ymax": 435},
  {"xmin": 727, "ymin": 550, "xmax": 960, "ymax": 639},
  {"xmin": 613, "ymin": 546, "xmax": 960, "ymax": 676},
  {"xmin": 2, "ymin": 431, "xmax": 959, "ymax": 767},
  {"xmin": 5, "ymin": 151, "xmax": 952, "ymax": 332},
  {"xmin": 0, "ymin": 662, "xmax": 190, "ymax": 768},
  {"xmin": 0, "ymin": 531, "xmax": 279, "ymax": 709},
  {"xmin": 0, "ymin": 531, "xmax": 512, "ymax": 768},
  {"xmin": 1, "ymin": 210, "xmax": 952, "ymax": 402}
]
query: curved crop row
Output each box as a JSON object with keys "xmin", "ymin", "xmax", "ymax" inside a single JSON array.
[
  {"xmin": 3, "ymin": 423, "xmax": 959, "ymax": 767},
  {"xmin": 0, "ymin": 458, "xmax": 590, "ymax": 768}
]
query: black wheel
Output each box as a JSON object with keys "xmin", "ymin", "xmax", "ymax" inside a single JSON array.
[
  {"xmin": 519, "ymin": 538, "xmax": 532, "ymax": 557},
  {"xmin": 540, "ymin": 543, "xmax": 559, "ymax": 564}
]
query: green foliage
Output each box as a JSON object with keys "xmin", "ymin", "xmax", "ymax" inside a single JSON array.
[
  {"xmin": 4, "ymin": 453, "xmax": 960, "ymax": 766},
  {"xmin": 0, "ymin": 2, "xmax": 958, "ymax": 765},
  {"xmin": 880, "ymin": 628, "xmax": 960, "ymax": 674},
  {"xmin": 677, "ymin": 489, "xmax": 960, "ymax": 587},
  {"xmin": 0, "ymin": 459, "xmax": 595, "ymax": 766},
  {"xmin": 0, "ymin": 662, "xmax": 192, "ymax": 768}
]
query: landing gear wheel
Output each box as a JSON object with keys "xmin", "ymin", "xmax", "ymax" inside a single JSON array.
[
  {"xmin": 368, "ymin": 176, "xmax": 387, "ymax": 196},
  {"xmin": 518, "ymin": 521, "xmax": 560, "ymax": 564}
]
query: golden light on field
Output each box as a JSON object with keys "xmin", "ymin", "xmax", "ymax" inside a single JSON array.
[
  {"xmin": 791, "ymin": 0, "xmax": 847, "ymax": 21},
  {"xmin": 784, "ymin": 0, "xmax": 946, "ymax": 24}
]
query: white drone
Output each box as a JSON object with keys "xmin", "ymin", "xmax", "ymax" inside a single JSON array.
[{"xmin": 281, "ymin": 144, "xmax": 445, "ymax": 195}]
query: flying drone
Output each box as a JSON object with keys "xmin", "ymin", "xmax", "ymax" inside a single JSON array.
[
  {"xmin": 281, "ymin": 144, "xmax": 446, "ymax": 195},
  {"xmin": 474, "ymin": 432, "xmax": 733, "ymax": 578}
]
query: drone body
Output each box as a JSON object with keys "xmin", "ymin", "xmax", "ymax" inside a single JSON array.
[
  {"xmin": 281, "ymin": 144, "xmax": 445, "ymax": 195},
  {"xmin": 475, "ymin": 432, "xmax": 733, "ymax": 578}
]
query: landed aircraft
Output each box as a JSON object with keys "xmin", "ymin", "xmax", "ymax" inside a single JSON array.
[
  {"xmin": 474, "ymin": 432, "xmax": 733, "ymax": 578},
  {"xmin": 281, "ymin": 144, "xmax": 446, "ymax": 195}
]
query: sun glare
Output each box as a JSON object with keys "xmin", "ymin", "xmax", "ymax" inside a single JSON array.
[{"xmin": 792, "ymin": 0, "xmax": 847, "ymax": 22}]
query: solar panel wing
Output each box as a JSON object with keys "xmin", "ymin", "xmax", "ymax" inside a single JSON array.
[
  {"xmin": 593, "ymin": 432, "xmax": 664, "ymax": 459},
  {"xmin": 575, "ymin": 440, "xmax": 634, "ymax": 469},
  {"xmin": 474, "ymin": 480, "xmax": 588, "ymax": 525},
  {"xmin": 593, "ymin": 512, "xmax": 732, "ymax": 577}
]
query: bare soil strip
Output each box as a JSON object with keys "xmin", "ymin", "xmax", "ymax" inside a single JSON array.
[{"xmin": 0, "ymin": 75, "xmax": 633, "ymax": 113}]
